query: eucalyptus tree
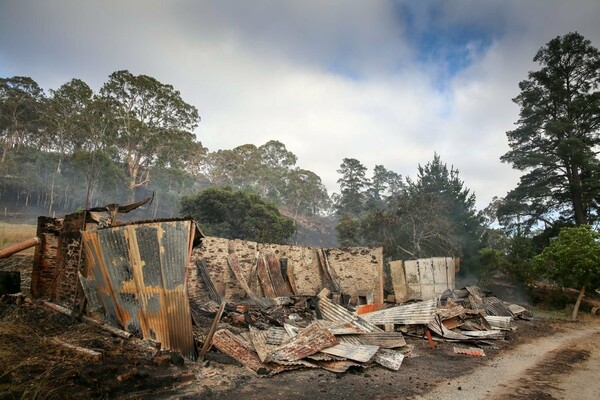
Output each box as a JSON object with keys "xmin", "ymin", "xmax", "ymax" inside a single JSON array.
[
  {"xmin": 100, "ymin": 70, "xmax": 201, "ymax": 199},
  {"xmin": 0, "ymin": 76, "xmax": 45, "ymax": 164}
]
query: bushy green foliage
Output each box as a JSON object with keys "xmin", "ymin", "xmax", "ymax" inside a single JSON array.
[
  {"xmin": 534, "ymin": 225, "xmax": 600, "ymax": 290},
  {"xmin": 181, "ymin": 187, "xmax": 296, "ymax": 244}
]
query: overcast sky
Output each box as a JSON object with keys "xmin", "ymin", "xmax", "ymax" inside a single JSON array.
[{"xmin": 1, "ymin": 0, "xmax": 599, "ymax": 209}]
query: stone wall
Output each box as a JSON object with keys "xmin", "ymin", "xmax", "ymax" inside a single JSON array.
[
  {"xmin": 187, "ymin": 236, "xmax": 384, "ymax": 306},
  {"xmin": 31, "ymin": 217, "xmax": 62, "ymax": 298},
  {"xmin": 31, "ymin": 213, "xmax": 98, "ymax": 307}
]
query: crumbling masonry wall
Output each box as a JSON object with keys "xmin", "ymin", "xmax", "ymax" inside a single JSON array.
[
  {"xmin": 187, "ymin": 236, "xmax": 384, "ymax": 307},
  {"xmin": 31, "ymin": 213, "xmax": 97, "ymax": 306}
]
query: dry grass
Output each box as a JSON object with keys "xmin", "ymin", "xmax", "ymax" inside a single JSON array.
[{"xmin": 0, "ymin": 222, "xmax": 37, "ymax": 255}]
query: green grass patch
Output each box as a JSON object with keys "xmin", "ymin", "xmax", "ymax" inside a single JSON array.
[{"xmin": 532, "ymin": 306, "xmax": 570, "ymax": 320}]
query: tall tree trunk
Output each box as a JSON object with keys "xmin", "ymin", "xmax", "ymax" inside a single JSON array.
[
  {"xmin": 570, "ymin": 168, "xmax": 586, "ymax": 225},
  {"xmin": 571, "ymin": 283, "xmax": 586, "ymax": 320}
]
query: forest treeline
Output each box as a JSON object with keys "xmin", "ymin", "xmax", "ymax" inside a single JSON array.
[{"xmin": 0, "ymin": 71, "xmax": 331, "ymax": 219}]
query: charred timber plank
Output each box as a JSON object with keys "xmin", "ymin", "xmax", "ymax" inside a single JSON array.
[
  {"xmin": 196, "ymin": 259, "xmax": 221, "ymax": 303},
  {"xmin": 50, "ymin": 338, "xmax": 103, "ymax": 360},
  {"xmin": 198, "ymin": 302, "xmax": 226, "ymax": 361},
  {"xmin": 257, "ymin": 255, "xmax": 277, "ymax": 298},
  {"xmin": 265, "ymin": 253, "xmax": 292, "ymax": 297},
  {"xmin": 226, "ymin": 255, "xmax": 257, "ymax": 299}
]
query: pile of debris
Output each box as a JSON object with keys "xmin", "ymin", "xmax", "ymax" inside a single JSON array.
[{"xmin": 195, "ymin": 285, "xmax": 532, "ymax": 375}]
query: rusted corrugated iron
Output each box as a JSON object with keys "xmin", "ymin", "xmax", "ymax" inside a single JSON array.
[
  {"xmin": 257, "ymin": 255, "xmax": 277, "ymax": 298},
  {"xmin": 356, "ymin": 303, "xmax": 385, "ymax": 315},
  {"xmin": 265, "ymin": 252, "xmax": 293, "ymax": 297},
  {"xmin": 483, "ymin": 296, "xmax": 513, "ymax": 317},
  {"xmin": 82, "ymin": 219, "xmax": 199, "ymax": 359},
  {"xmin": 454, "ymin": 347, "xmax": 486, "ymax": 357},
  {"xmin": 317, "ymin": 295, "xmax": 382, "ymax": 333},
  {"xmin": 373, "ymin": 348, "xmax": 405, "ymax": 371},
  {"xmin": 212, "ymin": 329, "xmax": 284, "ymax": 375},
  {"xmin": 249, "ymin": 327, "xmax": 317, "ymax": 369},
  {"xmin": 320, "ymin": 343, "xmax": 379, "ymax": 363},
  {"xmin": 265, "ymin": 327, "xmax": 289, "ymax": 345},
  {"xmin": 361, "ymin": 298, "xmax": 438, "ymax": 325},
  {"xmin": 441, "ymin": 316, "xmax": 463, "ymax": 330},
  {"xmin": 269, "ymin": 325, "xmax": 339, "ymax": 362}
]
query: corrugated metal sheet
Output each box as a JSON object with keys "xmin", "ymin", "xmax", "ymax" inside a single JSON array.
[
  {"xmin": 460, "ymin": 330, "xmax": 505, "ymax": 340},
  {"xmin": 265, "ymin": 327, "xmax": 290, "ymax": 345},
  {"xmin": 317, "ymin": 295, "xmax": 382, "ymax": 332},
  {"xmin": 352, "ymin": 332, "xmax": 406, "ymax": 348},
  {"xmin": 508, "ymin": 303, "xmax": 533, "ymax": 319},
  {"xmin": 391, "ymin": 258, "xmax": 456, "ymax": 302},
  {"xmin": 484, "ymin": 316, "xmax": 512, "ymax": 330},
  {"xmin": 313, "ymin": 360, "xmax": 363, "ymax": 373},
  {"xmin": 320, "ymin": 343, "xmax": 379, "ymax": 363},
  {"xmin": 248, "ymin": 327, "xmax": 317, "ymax": 369},
  {"xmin": 284, "ymin": 323, "xmax": 299, "ymax": 338},
  {"xmin": 373, "ymin": 348, "xmax": 405, "ymax": 370},
  {"xmin": 361, "ymin": 298, "xmax": 438, "ymax": 325},
  {"xmin": 257, "ymin": 256, "xmax": 277, "ymax": 298},
  {"xmin": 269, "ymin": 325, "xmax": 339, "ymax": 362},
  {"xmin": 82, "ymin": 219, "xmax": 197, "ymax": 359},
  {"xmin": 454, "ymin": 347, "xmax": 486, "ymax": 357},
  {"xmin": 427, "ymin": 318, "xmax": 472, "ymax": 340},
  {"xmin": 212, "ymin": 329, "xmax": 284, "ymax": 375},
  {"xmin": 314, "ymin": 320, "xmax": 367, "ymax": 335},
  {"xmin": 265, "ymin": 252, "xmax": 293, "ymax": 297},
  {"xmin": 483, "ymin": 296, "xmax": 514, "ymax": 317},
  {"xmin": 337, "ymin": 335, "xmax": 362, "ymax": 345}
]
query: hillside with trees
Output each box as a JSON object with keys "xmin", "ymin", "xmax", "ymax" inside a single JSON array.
[{"xmin": 2, "ymin": 31, "xmax": 600, "ymax": 301}]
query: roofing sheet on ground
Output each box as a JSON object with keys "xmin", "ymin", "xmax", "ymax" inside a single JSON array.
[
  {"xmin": 360, "ymin": 298, "xmax": 438, "ymax": 325},
  {"xmin": 82, "ymin": 219, "xmax": 197, "ymax": 359}
]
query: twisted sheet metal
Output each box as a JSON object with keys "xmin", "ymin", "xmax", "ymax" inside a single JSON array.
[
  {"xmin": 483, "ymin": 296, "xmax": 514, "ymax": 317},
  {"xmin": 320, "ymin": 343, "xmax": 380, "ymax": 363},
  {"xmin": 269, "ymin": 325, "xmax": 339, "ymax": 362},
  {"xmin": 373, "ymin": 348, "xmax": 405, "ymax": 370},
  {"xmin": 360, "ymin": 298, "xmax": 438, "ymax": 325},
  {"xmin": 317, "ymin": 295, "xmax": 382, "ymax": 332},
  {"xmin": 82, "ymin": 219, "xmax": 198, "ymax": 359},
  {"xmin": 454, "ymin": 347, "xmax": 486, "ymax": 357},
  {"xmin": 484, "ymin": 316, "xmax": 512, "ymax": 330}
]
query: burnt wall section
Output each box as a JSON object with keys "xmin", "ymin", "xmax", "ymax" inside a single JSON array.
[
  {"xmin": 31, "ymin": 217, "xmax": 62, "ymax": 298},
  {"xmin": 54, "ymin": 231, "xmax": 84, "ymax": 306},
  {"xmin": 31, "ymin": 212, "xmax": 98, "ymax": 306},
  {"xmin": 188, "ymin": 236, "xmax": 384, "ymax": 306}
]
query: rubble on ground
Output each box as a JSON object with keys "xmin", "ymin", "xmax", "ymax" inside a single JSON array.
[{"xmin": 190, "ymin": 283, "xmax": 532, "ymax": 376}]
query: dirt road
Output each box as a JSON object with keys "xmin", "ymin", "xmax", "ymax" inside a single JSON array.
[{"xmin": 413, "ymin": 321, "xmax": 600, "ymax": 400}]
